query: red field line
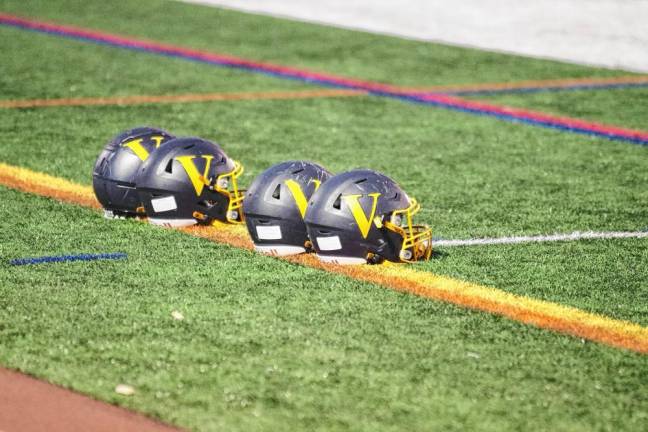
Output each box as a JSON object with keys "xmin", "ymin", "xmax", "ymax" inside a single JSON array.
[
  {"xmin": 2, "ymin": 13, "xmax": 647, "ymax": 145},
  {"xmin": 0, "ymin": 89, "xmax": 365, "ymax": 109}
]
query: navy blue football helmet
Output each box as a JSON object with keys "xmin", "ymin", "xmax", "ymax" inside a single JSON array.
[
  {"xmin": 304, "ymin": 169, "xmax": 432, "ymax": 264},
  {"xmin": 92, "ymin": 126, "xmax": 175, "ymax": 218},
  {"xmin": 243, "ymin": 161, "xmax": 332, "ymax": 256},
  {"xmin": 135, "ymin": 137, "xmax": 244, "ymax": 227}
]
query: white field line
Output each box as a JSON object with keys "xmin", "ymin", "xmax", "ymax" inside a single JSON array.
[{"xmin": 435, "ymin": 231, "xmax": 648, "ymax": 247}]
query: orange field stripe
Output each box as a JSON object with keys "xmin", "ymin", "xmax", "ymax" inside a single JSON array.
[
  {"xmin": 1, "ymin": 161, "xmax": 647, "ymax": 354},
  {"xmin": 3, "ymin": 75, "xmax": 647, "ymax": 110},
  {"xmin": 0, "ymin": 89, "xmax": 366, "ymax": 109},
  {"xmin": 0, "ymin": 166, "xmax": 100, "ymax": 209},
  {"xmin": 405, "ymin": 74, "xmax": 648, "ymax": 93}
]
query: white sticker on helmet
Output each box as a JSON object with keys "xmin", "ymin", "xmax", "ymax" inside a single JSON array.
[
  {"xmin": 151, "ymin": 195, "xmax": 177, "ymax": 213},
  {"xmin": 256, "ymin": 225, "xmax": 282, "ymax": 240},
  {"xmin": 316, "ymin": 236, "xmax": 342, "ymax": 251}
]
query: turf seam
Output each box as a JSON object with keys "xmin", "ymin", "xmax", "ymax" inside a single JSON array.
[
  {"xmin": 1, "ymin": 13, "xmax": 648, "ymax": 146},
  {"xmin": 1, "ymin": 161, "xmax": 647, "ymax": 354}
]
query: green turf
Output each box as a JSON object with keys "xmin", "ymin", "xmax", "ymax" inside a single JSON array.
[
  {"xmin": 1, "ymin": 95, "xmax": 647, "ymax": 324},
  {"xmin": 0, "ymin": 26, "xmax": 305, "ymax": 100},
  {"xmin": 476, "ymin": 87, "xmax": 648, "ymax": 130},
  {"xmin": 0, "ymin": 0, "xmax": 632, "ymax": 88},
  {"xmin": 1, "ymin": 0, "xmax": 648, "ymax": 430},
  {"xmin": 1, "ymin": 187, "xmax": 647, "ymax": 432}
]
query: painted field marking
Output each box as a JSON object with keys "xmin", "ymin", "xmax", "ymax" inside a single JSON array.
[
  {"xmin": 449, "ymin": 82, "xmax": 648, "ymax": 96},
  {"xmin": 2, "ymin": 76, "xmax": 648, "ymax": 110},
  {"xmin": 1, "ymin": 13, "xmax": 648, "ymax": 146},
  {"xmin": 1, "ymin": 161, "xmax": 647, "ymax": 354},
  {"xmin": 0, "ymin": 89, "xmax": 364, "ymax": 109},
  {"xmin": 9, "ymin": 252, "xmax": 127, "ymax": 266},
  {"xmin": 436, "ymin": 231, "xmax": 648, "ymax": 247},
  {"xmin": 410, "ymin": 75, "xmax": 648, "ymax": 95}
]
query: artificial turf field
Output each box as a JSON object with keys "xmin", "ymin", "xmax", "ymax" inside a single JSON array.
[{"xmin": 1, "ymin": 0, "xmax": 647, "ymax": 430}]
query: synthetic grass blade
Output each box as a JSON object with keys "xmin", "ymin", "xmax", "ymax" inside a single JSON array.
[
  {"xmin": 1, "ymin": 161, "xmax": 647, "ymax": 354},
  {"xmin": 1, "ymin": 13, "xmax": 648, "ymax": 146},
  {"xmin": 9, "ymin": 252, "xmax": 127, "ymax": 266}
]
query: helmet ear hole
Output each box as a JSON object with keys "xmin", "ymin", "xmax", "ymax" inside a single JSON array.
[
  {"xmin": 272, "ymin": 184, "xmax": 281, "ymax": 199},
  {"xmin": 164, "ymin": 159, "xmax": 173, "ymax": 174},
  {"xmin": 332, "ymin": 194, "xmax": 342, "ymax": 210}
]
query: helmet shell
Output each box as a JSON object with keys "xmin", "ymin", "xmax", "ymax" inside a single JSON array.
[
  {"xmin": 304, "ymin": 169, "xmax": 411, "ymax": 263},
  {"xmin": 135, "ymin": 137, "xmax": 240, "ymax": 226},
  {"xmin": 243, "ymin": 161, "xmax": 332, "ymax": 255},
  {"xmin": 92, "ymin": 126, "xmax": 175, "ymax": 216}
]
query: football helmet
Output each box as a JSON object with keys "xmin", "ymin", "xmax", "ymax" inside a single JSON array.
[
  {"xmin": 304, "ymin": 169, "xmax": 432, "ymax": 264},
  {"xmin": 135, "ymin": 137, "xmax": 244, "ymax": 227},
  {"xmin": 243, "ymin": 161, "xmax": 332, "ymax": 256},
  {"xmin": 92, "ymin": 126, "xmax": 175, "ymax": 218}
]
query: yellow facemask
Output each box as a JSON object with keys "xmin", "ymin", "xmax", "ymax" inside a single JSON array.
[
  {"xmin": 213, "ymin": 160, "xmax": 245, "ymax": 223},
  {"xmin": 382, "ymin": 198, "xmax": 432, "ymax": 262}
]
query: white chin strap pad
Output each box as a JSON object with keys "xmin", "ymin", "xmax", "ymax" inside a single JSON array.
[
  {"xmin": 254, "ymin": 244, "xmax": 306, "ymax": 257},
  {"xmin": 148, "ymin": 218, "xmax": 197, "ymax": 228},
  {"xmin": 315, "ymin": 255, "xmax": 367, "ymax": 265}
]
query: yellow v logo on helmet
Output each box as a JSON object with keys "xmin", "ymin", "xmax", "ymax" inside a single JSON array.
[
  {"xmin": 344, "ymin": 193, "xmax": 381, "ymax": 238},
  {"xmin": 175, "ymin": 155, "xmax": 214, "ymax": 196},
  {"xmin": 122, "ymin": 136, "xmax": 165, "ymax": 161},
  {"xmin": 122, "ymin": 139, "xmax": 149, "ymax": 161},
  {"xmin": 285, "ymin": 178, "xmax": 322, "ymax": 219},
  {"xmin": 284, "ymin": 179, "xmax": 309, "ymax": 219}
]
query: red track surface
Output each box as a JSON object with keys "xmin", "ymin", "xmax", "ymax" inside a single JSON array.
[{"xmin": 0, "ymin": 368, "xmax": 182, "ymax": 432}]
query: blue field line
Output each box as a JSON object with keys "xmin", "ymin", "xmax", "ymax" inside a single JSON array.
[
  {"xmin": 9, "ymin": 252, "xmax": 128, "ymax": 266},
  {"xmin": 2, "ymin": 15, "xmax": 648, "ymax": 147},
  {"xmin": 5, "ymin": 24, "xmax": 350, "ymax": 90},
  {"xmin": 370, "ymin": 90, "xmax": 648, "ymax": 146}
]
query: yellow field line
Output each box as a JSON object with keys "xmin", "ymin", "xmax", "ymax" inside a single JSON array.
[
  {"xmin": 0, "ymin": 89, "xmax": 365, "ymax": 109},
  {"xmin": 2, "ymin": 161, "xmax": 647, "ymax": 354}
]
